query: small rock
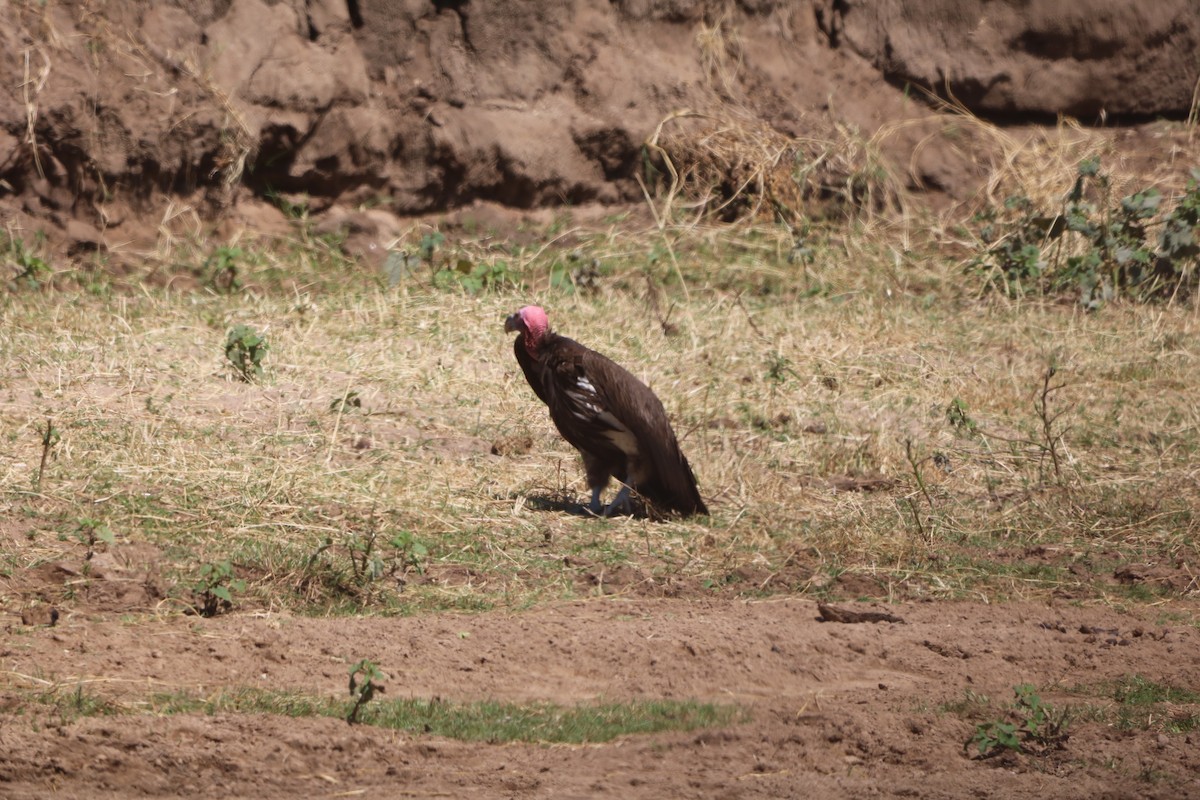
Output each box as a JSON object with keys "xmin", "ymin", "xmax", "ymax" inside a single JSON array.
[
  {"xmin": 21, "ymin": 607, "xmax": 59, "ymax": 627},
  {"xmin": 491, "ymin": 435, "xmax": 533, "ymax": 456},
  {"xmin": 65, "ymin": 219, "xmax": 105, "ymax": 254}
]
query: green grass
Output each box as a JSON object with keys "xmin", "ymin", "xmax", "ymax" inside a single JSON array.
[
  {"xmin": 26, "ymin": 684, "xmax": 124, "ymax": 721},
  {"xmin": 10, "ymin": 682, "xmax": 737, "ymax": 743},
  {"xmin": 146, "ymin": 689, "xmax": 738, "ymax": 743},
  {"xmin": 1070, "ymin": 675, "xmax": 1200, "ymax": 734},
  {"xmin": 940, "ymin": 677, "xmax": 1200, "ymax": 760},
  {"xmin": 1108, "ymin": 675, "xmax": 1200, "ymax": 707}
]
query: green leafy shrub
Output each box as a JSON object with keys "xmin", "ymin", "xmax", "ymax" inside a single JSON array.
[
  {"xmin": 224, "ymin": 325, "xmax": 269, "ymax": 382},
  {"xmin": 419, "ymin": 231, "xmax": 445, "ymax": 264},
  {"xmin": 968, "ymin": 684, "xmax": 1069, "ymax": 758},
  {"xmin": 1157, "ymin": 168, "xmax": 1200, "ymax": 281},
  {"xmin": 434, "ymin": 257, "xmax": 516, "ymax": 294},
  {"xmin": 412, "ymin": 230, "xmax": 517, "ymax": 294},
  {"xmin": 74, "ymin": 518, "xmax": 115, "ymax": 560},
  {"xmin": 302, "ymin": 521, "xmax": 429, "ymax": 607},
  {"xmin": 3, "ymin": 233, "xmax": 51, "ymax": 290},
  {"xmin": 203, "ymin": 246, "xmax": 244, "ymax": 293},
  {"xmin": 972, "ymin": 161, "xmax": 1200, "ymax": 306},
  {"xmin": 191, "ymin": 560, "xmax": 246, "ymax": 617}
]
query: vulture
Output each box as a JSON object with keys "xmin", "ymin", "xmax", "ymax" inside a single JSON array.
[{"xmin": 504, "ymin": 305, "xmax": 708, "ymax": 518}]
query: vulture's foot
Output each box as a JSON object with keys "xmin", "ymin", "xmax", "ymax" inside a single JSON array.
[{"xmin": 601, "ymin": 485, "xmax": 633, "ymax": 518}]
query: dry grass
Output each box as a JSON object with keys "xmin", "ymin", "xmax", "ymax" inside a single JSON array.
[
  {"xmin": 892, "ymin": 92, "xmax": 1200, "ymax": 212},
  {"xmin": 672, "ymin": 6, "xmax": 907, "ymax": 228},
  {"xmin": 2, "ymin": 203, "xmax": 1199, "ymax": 618},
  {"xmin": 646, "ymin": 108, "xmax": 907, "ymax": 228},
  {"xmin": 3, "ymin": 87, "xmax": 1200, "ymax": 615}
]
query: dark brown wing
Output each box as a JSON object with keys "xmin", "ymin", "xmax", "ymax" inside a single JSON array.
[
  {"xmin": 516, "ymin": 333, "xmax": 629, "ymax": 482},
  {"xmin": 542, "ymin": 333, "xmax": 707, "ymax": 516},
  {"xmin": 531, "ymin": 334, "xmax": 630, "ymax": 478}
]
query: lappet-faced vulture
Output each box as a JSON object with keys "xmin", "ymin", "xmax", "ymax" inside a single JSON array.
[{"xmin": 505, "ymin": 305, "xmax": 707, "ymax": 517}]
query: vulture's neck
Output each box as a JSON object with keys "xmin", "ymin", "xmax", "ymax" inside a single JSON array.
[{"xmin": 524, "ymin": 330, "xmax": 547, "ymax": 357}]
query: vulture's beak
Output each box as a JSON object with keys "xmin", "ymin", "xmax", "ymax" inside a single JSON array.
[{"xmin": 504, "ymin": 313, "xmax": 521, "ymax": 333}]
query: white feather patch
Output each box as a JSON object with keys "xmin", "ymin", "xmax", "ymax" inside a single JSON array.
[{"xmin": 565, "ymin": 375, "xmax": 603, "ymax": 418}]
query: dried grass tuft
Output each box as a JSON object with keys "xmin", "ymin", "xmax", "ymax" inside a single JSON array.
[
  {"xmin": 913, "ymin": 93, "xmax": 1200, "ymax": 212},
  {"xmin": 646, "ymin": 107, "xmax": 907, "ymax": 229}
]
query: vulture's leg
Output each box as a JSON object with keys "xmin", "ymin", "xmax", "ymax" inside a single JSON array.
[
  {"xmin": 587, "ymin": 485, "xmax": 604, "ymax": 515},
  {"xmin": 581, "ymin": 452, "xmax": 610, "ymax": 515}
]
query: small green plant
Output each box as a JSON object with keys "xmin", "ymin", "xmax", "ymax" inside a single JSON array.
[
  {"xmin": 419, "ymin": 231, "xmax": 445, "ymax": 266},
  {"xmin": 764, "ymin": 351, "xmax": 797, "ymax": 385},
  {"xmin": 347, "ymin": 658, "xmax": 387, "ymax": 724},
  {"xmin": 968, "ymin": 684, "xmax": 1069, "ymax": 758},
  {"xmin": 35, "ymin": 417, "xmax": 59, "ymax": 489},
  {"xmin": 973, "ymin": 194, "xmax": 1051, "ymax": 294},
  {"xmin": 419, "ymin": 231, "xmax": 445, "ymax": 261},
  {"xmin": 971, "ymin": 716, "xmax": 1022, "ymax": 756},
  {"xmin": 4, "ymin": 232, "xmax": 51, "ymax": 290},
  {"xmin": 945, "ymin": 397, "xmax": 977, "ymax": 434},
  {"xmin": 381, "ymin": 250, "xmax": 420, "ymax": 287},
  {"xmin": 1060, "ymin": 158, "xmax": 1159, "ymax": 308},
  {"xmin": 191, "ymin": 560, "xmax": 246, "ymax": 617},
  {"xmin": 203, "ymin": 246, "xmax": 244, "ymax": 293},
  {"xmin": 224, "ymin": 325, "xmax": 269, "ymax": 382},
  {"xmin": 302, "ymin": 519, "xmax": 430, "ymax": 605},
  {"xmin": 388, "ymin": 530, "xmax": 429, "ymax": 574},
  {"xmin": 434, "ymin": 257, "xmax": 515, "ymax": 294},
  {"xmin": 343, "ymin": 526, "xmax": 428, "ymax": 585},
  {"xmin": 75, "ymin": 518, "xmax": 115, "ymax": 560},
  {"xmin": 346, "ymin": 529, "xmax": 389, "ymax": 584}
]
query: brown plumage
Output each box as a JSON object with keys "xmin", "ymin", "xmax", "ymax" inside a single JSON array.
[{"xmin": 504, "ymin": 305, "xmax": 707, "ymax": 517}]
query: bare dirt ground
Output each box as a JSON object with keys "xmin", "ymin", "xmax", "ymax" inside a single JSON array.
[{"xmin": 3, "ymin": 596, "xmax": 1198, "ymax": 799}]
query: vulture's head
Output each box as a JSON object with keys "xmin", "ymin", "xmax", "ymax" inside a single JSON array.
[{"xmin": 504, "ymin": 305, "xmax": 550, "ymax": 349}]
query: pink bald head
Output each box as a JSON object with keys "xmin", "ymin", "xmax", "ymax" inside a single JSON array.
[{"xmin": 504, "ymin": 305, "xmax": 550, "ymax": 349}]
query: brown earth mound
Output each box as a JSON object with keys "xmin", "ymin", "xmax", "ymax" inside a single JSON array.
[
  {"xmin": 2, "ymin": 0, "xmax": 1196, "ymax": 261},
  {"xmin": 819, "ymin": 0, "xmax": 1200, "ymax": 120},
  {"xmin": 3, "ymin": 598, "xmax": 1199, "ymax": 798}
]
